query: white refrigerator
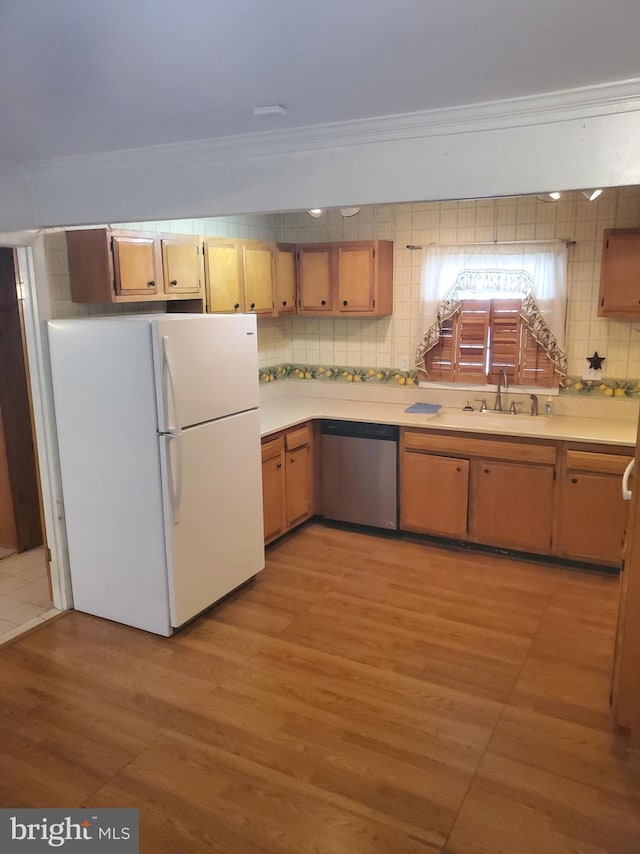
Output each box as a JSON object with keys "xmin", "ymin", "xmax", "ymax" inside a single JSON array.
[{"xmin": 48, "ymin": 313, "xmax": 265, "ymax": 636}]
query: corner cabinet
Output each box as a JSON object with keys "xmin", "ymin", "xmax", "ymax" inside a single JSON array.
[
  {"xmin": 66, "ymin": 228, "xmax": 204, "ymax": 304},
  {"xmin": 261, "ymin": 422, "xmax": 314, "ymax": 545},
  {"xmin": 598, "ymin": 228, "xmax": 640, "ymax": 319},
  {"xmin": 297, "ymin": 240, "xmax": 393, "ymax": 316}
]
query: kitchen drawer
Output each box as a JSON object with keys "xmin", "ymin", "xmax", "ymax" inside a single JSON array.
[
  {"xmin": 565, "ymin": 449, "xmax": 632, "ymax": 475},
  {"xmin": 402, "ymin": 428, "xmax": 556, "ymax": 465},
  {"xmin": 285, "ymin": 424, "xmax": 312, "ymax": 451},
  {"xmin": 261, "ymin": 436, "xmax": 283, "ymax": 462}
]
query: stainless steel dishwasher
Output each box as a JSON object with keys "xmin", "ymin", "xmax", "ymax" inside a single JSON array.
[{"xmin": 321, "ymin": 420, "xmax": 399, "ymax": 530}]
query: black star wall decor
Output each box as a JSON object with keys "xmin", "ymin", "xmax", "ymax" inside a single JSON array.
[{"xmin": 587, "ymin": 352, "xmax": 606, "ymax": 370}]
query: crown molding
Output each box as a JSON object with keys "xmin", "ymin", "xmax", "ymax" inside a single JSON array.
[{"xmin": 25, "ymin": 78, "xmax": 640, "ymax": 182}]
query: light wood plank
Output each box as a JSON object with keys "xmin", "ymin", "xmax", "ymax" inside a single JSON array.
[{"xmin": 0, "ymin": 523, "xmax": 636, "ymax": 853}]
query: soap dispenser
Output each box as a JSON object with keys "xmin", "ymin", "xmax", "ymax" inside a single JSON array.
[{"xmin": 544, "ymin": 396, "xmax": 553, "ymax": 416}]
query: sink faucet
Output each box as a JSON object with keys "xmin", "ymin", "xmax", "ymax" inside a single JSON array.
[
  {"xmin": 530, "ymin": 394, "xmax": 539, "ymax": 416},
  {"xmin": 494, "ymin": 368, "xmax": 509, "ymax": 411}
]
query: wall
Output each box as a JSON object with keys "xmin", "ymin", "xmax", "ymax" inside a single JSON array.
[
  {"xmin": 17, "ymin": 86, "xmax": 640, "ymax": 232},
  {"xmin": 43, "ymin": 190, "xmax": 640, "ymax": 419},
  {"xmin": 274, "ymin": 188, "xmax": 640, "ymax": 382}
]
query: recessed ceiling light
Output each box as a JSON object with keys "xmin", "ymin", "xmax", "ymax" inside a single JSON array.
[
  {"xmin": 340, "ymin": 207, "xmax": 360, "ymax": 217},
  {"xmin": 252, "ymin": 105, "xmax": 288, "ymax": 116},
  {"xmin": 307, "ymin": 209, "xmax": 323, "ymax": 218},
  {"xmin": 582, "ymin": 189, "xmax": 603, "ymax": 201}
]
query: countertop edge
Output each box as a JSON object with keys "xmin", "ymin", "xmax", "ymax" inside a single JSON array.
[{"xmin": 259, "ymin": 398, "xmax": 637, "ymax": 448}]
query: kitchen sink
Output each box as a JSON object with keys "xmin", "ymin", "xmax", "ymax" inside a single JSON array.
[{"xmin": 432, "ymin": 410, "xmax": 553, "ymax": 433}]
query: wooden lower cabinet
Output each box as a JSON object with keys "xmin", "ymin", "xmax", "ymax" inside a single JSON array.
[
  {"xmin": 261, "ymin": 437, "xmax": 286, "ymax": 543},
  {"xmin": 468, "ymin": 458, "xmax": 554, "ymax": 553},
  {"xmin": 400, "ymin": 451, "xmax": 469, "ymax": 537},
  {"xmin": 555, "ymin": 449, "xmax": 632, "ymax": 565},
  {"xmin": 399, "ymin": 427, "xmax": 629, "ymax": 566},
  {"xmin": 261, "ymin": 423, "xmax": 314, "ymax": 544}
]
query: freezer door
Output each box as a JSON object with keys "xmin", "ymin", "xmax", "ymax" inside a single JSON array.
[
  {"xmin": 160, "ymin": 409, "xmax": 264, "ymax": 627},
  {"xmin": 153, "ymin": 314, "xmax": 259, "ymax": 431}
]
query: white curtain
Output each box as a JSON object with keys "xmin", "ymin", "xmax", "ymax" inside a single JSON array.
[{"xmin": 416, "ymin": 240, "xmax": 568, "ymax": 374}]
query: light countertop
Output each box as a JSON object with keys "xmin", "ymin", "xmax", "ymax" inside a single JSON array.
[{"xmin": 260, "ymin": 396, "xmax": 638, "ymax": 447}]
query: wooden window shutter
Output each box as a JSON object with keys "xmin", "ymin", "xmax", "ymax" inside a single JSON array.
[
  {"xmin": 454, "ymin": 300, "xmax": 490, "ymax": 382},
  {"xmin": 424, "ymin": 314, "xmax": 456, "ymax": 381},
  {"xmin": 487, "ymin": 299, "xmax": 521, "ymax": 384},
  {"xmin": 519, "ymin": 321, "xmax": 555, "ymax": 386}
]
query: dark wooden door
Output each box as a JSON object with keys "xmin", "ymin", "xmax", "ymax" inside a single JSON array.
[{"xmin": 0, "ymin": 248, "xmax": 43, "ymax": 551}]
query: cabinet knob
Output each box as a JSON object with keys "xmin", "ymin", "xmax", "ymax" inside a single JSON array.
[
  {"xmin": 170, "ymin": 280, "xmax": 178, "ymax": 287},
  {"xmin": 234, "ymin": 303, "xmax": 240, "ymax": 310},
  {"xmin": 571, "ymin": 477, "xmax": 578, "ymax": 484},
  {"xmin": 456, "ymin": 466, "xmax": 462, "ymax": 472},
  {"xmin": 321, "ymin": 299, "xmax": 326, "ymax": 306},
  {"xmin": 290, "ymin": 457, "xmax": 296, "ymax": 463},
  {"xmin": 147, "ymin": 280, "xmax": 155, "ymax": 288},
  {"xmin": 484, "ymin": 468, "xmax": 490, "ymax": 474},
  {"xmin": 276, "ymin": 463, "xmax": 282, "ymax": 469},
  {"xmin": 250, "ymin": 302, "xmax": 255, "ymax": 309},
  {"xmin": 343, "ymin": 300, "xmax": 348, "ymax": 306},
  {"xmin": 282, "ymin": 300, "xmax": 287, "ymax": 306}
]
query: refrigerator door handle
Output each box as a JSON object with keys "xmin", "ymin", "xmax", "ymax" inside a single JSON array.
[
  {"xmin": 622, "ymin": 458, "xmax": 635, "ymax": 501},
  {"xmin": 162, "ymin": 335, "xmax": 180, "ymax": 433},
  {"xmin": 166, "ymin": 434, "xmax": 183, "ymax": 525}
]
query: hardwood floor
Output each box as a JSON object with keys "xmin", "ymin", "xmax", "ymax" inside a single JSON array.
[{"xmin": 1, "ymin": 523, "xmax": 638, "ymax": 852}]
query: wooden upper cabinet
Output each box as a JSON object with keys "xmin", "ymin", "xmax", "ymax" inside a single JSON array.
[
  {"xmin": 297, "ymin": 240, "xmax": 393, "ymax": 316},
  {"xmin": 598, "ymin": 228, "xmax": 640, "ymax": 318},
  {"xmin": 112, "ymin": 234, "xmax": 159, "ymax": 297},
  {"xmin": 204, "ymin": 239, "xmax": 244, "ymax": 313},
  {"xmin": 274, "ymin": 244, "xmax": 297, "ymax": 315},
  {"xmin": 161, "ymin": 236, "xmax": 203, "ymax": 296},
  {"xmin": 242, "ymin": 241, "xmax": 274, "ymax": 314},
  {"xmin": 204, "ymin": 238, "xmax": 276, "ymax": 315},
  {"xmin": 297, "ymin": 244, "xmax": 333, "ymax": 313},
  {"xmin": 336, "ymin": 242, "xmax": 376, "ymax": 312},
  {"xmin": 67, "ymin": 228, "xmax": 201, "ymax": 304}
]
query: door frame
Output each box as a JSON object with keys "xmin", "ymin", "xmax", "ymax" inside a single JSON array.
[{"xmin": 0, "ymin": 231, "xmax": 72, "ymax": 611}]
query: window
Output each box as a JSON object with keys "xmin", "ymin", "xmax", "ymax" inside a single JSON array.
[
  {"xmin": 425, "ymin": 298, "xmax": 556, "ymax": 386},
  {"xmin": 416, "ymin": 242, "xmax": 568, "ymax": 387}
]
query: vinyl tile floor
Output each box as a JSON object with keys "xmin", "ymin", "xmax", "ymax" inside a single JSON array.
[{"xmin": 0, "ymin": 547, "xmax": 58, "ymax": 645}]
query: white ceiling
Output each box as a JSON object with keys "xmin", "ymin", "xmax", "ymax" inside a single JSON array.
[{"xmin": 1, "ymin": 0, "xmax": 640, "ymax": 165}]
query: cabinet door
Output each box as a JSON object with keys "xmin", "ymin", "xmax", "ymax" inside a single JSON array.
[
  {"xmin": 297, "ymin": 245, "xmax": 332, "ymax": 312},
  {"xmin": 242, "ymin": 242, "xmax": 274, "ymax": 314},
  {"xmin": 286, "ymin": 445, "xmax": 312, "ymax": 527},
  {"xmin": 556, "ymin": 471, "xmax": 627, "ymax": 564},
  {"xmin": 598, "ymin": 229, "xmax": 640, "ymax": 317},
  {"xmin": 400, "ymin": 452, "xmax": 469, "ymax": 537},
  {"xmin": 262, "ymin": 438, "xmax": 286, "ymax": 544},
  {"xmin": 337, "ymin": 243, "xmax": 375, "ymax": 312},
  {"xmin": 112, "ymin": 235, "xmax": 159, "ymax": 296},
  {"xmin": 162, "ymin": 237, "xmax": 203, "ymax": 296},
  {"xmin": 469, "ymin": 459, "xmax": 554, "ymax": 553},
  {"xmin": 204, "ymin": 239, "xmax": 244, "ymax": 313},
  {"xmin": 274, "ymin": 244, "xmax": 297, "ymax": 314}
]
